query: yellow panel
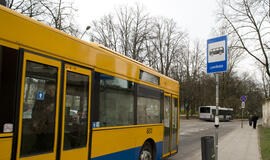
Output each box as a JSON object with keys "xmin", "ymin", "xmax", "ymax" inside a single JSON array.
[
  {"xmin": 0, "ymin": 6, "xmax": 179, "ymax": 96},
  {"xmin": 0, "ymin": 133, "xmax": 13, "ymax": 138},
  {"xmin": 91, "ymin": 129, "xmax": 135, "ymax": 158},
  {"xmin": 91, "ymin": 125, "xmax": 163, "ymax": 158},
  {"xmin": 0, "ymin": 138, "xmax": 12, "ymax": 160},
  {"xmin": 61, "ymin": 148, "xmax": 89, "ymax": 160},
  {"xmin": 0, "ymin": 39, "xmax": 19, "ymax": 49}
]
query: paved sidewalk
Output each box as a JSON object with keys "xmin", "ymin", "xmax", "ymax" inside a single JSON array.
[
  {"xmin": 188, "ymin": 121, "xmax": 261, "ymax": 160},
  {"xmin": 218, "ymin": 122, "xmax": 261, "ymax": 160}
]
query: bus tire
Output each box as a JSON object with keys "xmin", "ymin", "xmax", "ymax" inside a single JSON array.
[{"xmin": 139, "ymin": 142, "xmax": 153, "ymax": 160}]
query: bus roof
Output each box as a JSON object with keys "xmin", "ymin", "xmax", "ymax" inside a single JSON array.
[{"xmin": 0, "ymin": 6, "xmax": 179, "ymax": 95}]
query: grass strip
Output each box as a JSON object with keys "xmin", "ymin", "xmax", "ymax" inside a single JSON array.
[{"xmin": 259, "ymin": 125, "xmax": 270, "ymax": 160}]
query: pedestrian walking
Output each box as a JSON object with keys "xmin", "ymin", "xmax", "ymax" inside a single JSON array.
[
  {"xmin": 248, "ymin": 115, "xmax": 252, "ymax": 126},
  {"xmin": 252, "ymin": 114, "xmax": 259, "ymax": 129}
]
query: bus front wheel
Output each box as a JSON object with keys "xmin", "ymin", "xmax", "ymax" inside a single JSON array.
[{"xmin": 139, "ymin": 142, "xmax": 153, "ymax": 160}]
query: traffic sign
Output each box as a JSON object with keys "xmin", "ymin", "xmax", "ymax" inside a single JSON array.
[
  {"xmin": 207, "ymin": 35, "xmax": 227, "ymax": 73},
  {"xmin": 240, "ymin": 96, "xmax": 247, "ymax": 102},
  {"xmin": 241, "ymin": 102, "xmax": 245, "ymax": 109}
]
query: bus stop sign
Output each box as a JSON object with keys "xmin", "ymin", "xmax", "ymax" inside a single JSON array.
[
  {"xmin": 240, "ymin": 96, "xmax": 247, "ymax": 102},
  {"xmin": 207, "ymin": 35, "xmax": 227, "ymax": 73}
]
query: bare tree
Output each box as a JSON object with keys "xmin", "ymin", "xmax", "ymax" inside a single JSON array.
[
  {"xmin": 215, "ymin": 24, "xmax": 244, "ymax": 74},
  {"xmin": 9, "ymin": 0, "xmax": 80, "ymax": 37},
  {"xmin": 150, "ymin": 17, "xmax": 186, "ymax": 76},
  {"xmin": 116, "ymin": 4, "xmax": 151, "ymax": 62},
  {"xmin": 90, "ymin": 14, "xmax": 119, "ymax": 51},
  {"xmin": 180, "ymin": 40, "xmax": 205, "ymax": 118},
  {"xmin": 90, "ymin": 4, "xmax": 152, "ymax": 63},
  {"xmin": 89, "ymin": 4, "xmax": 188, "ymax": 77},
  {"xmin": 39, "ymin": 0, "xmax": 80, "ymax": 37},
  {"xmin": 8, "ymin": 0, "xmax": 46, "ymax": 18},
  {"xmin": 115, "ymin": 5, "xmax": 133, "ymax": 57},
  {"xmin": 218, "ymin": 0, "xmax": 270, "ymax": 78}
]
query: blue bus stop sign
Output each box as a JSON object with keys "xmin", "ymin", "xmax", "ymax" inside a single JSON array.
[{"xmin": 207, "ymin": 36, "xmax": 227, "ymax": 73}]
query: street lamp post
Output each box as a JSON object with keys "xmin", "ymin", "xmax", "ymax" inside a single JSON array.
[{"xmin": 80, "ymin": 26, "xmax": 91, "ymax": 39}]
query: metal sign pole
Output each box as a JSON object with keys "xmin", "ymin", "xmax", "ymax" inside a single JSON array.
[
  {"xmin": 207, "ymin": 35, "xmax": 227, "ymax": 160},
  {"xmin": 215, "ymin": 73, "xmax": 219, "ymax": 160},
  {"xmin": 241, "ymin": 108, "xmax": 243, "ymax": 128},
  {"xmin": 241, "ymin": 102, "xmax": 245, "ymax": 128}
]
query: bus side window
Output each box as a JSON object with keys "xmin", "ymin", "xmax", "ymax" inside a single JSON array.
[
  {"xmin": 212, "ymin": 109, "xmax": 216, "ymax": 116},
  {"xmin": 94, "ymin": 72, "xmax": 135, "ymax": 127},
  {"xmin": 137, "ymin": 84, "xmax": 161, "ymax": 125},
  {"xmin": 0, "ymin": 46, "xmax": 18, "ymax": 133},
  {"xmin": 137, "ymin": 97, "xmax": 160, "ymax": 124}
]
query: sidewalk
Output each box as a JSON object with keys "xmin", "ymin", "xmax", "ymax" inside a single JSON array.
[
  {"xmin": 218, "ymin": 122, "xmax": 261, "ymax": 160},
  {"xmin": 189, "ymin": 121, "xmax": 261, "ymax": 160}
]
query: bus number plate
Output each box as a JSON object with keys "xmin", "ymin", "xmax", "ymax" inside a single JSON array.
[{"xmin": 146, "ymin": 128, "xmax": 152, "ymax": 134}]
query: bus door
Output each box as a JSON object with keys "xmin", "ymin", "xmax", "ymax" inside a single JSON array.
[
  {"xmin": 171, "ymin": 95, "xmax": 179, "ymax": 154},
  {"xmin": 163, "ymin": 94, "xmax": 179, "ymax": 157},
  {"xmin": 163, "ymin": 94, "xmax": 171, "ymax": 157},
  {"xmin": 60, "ymin": 64, "xmax": 91, "ymax": 160},
  {"xmin": 17, "ymin": 52, "xmax": 61, "ymax": 160}
]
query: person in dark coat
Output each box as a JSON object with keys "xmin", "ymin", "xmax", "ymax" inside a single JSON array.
[
  {"xmin": 248, "ymin": 115, "xmax": 252, "ymax": 126},
  {"xmin": 252, "ymin": 114, "xmax": 259, "ymax": 129}
]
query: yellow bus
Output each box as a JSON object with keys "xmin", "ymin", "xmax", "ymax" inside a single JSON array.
[{"xmin": 0, "ymin": 6, "xmax": 179, "ymax": 160}]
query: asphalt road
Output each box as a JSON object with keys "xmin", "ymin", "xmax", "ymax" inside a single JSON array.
[{"xmin": 169, "ymin": 119, "xmax": 242, "ymax": 160}]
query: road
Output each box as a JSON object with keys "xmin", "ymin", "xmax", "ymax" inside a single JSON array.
[{"xmin": 169, "ymin": 119, "xmax": 242, "ymax": 160}]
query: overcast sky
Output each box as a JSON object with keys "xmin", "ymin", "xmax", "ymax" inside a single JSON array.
[{"xmin": 75, "ymin": 0, "xmax": 219, "ymax": 41}]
